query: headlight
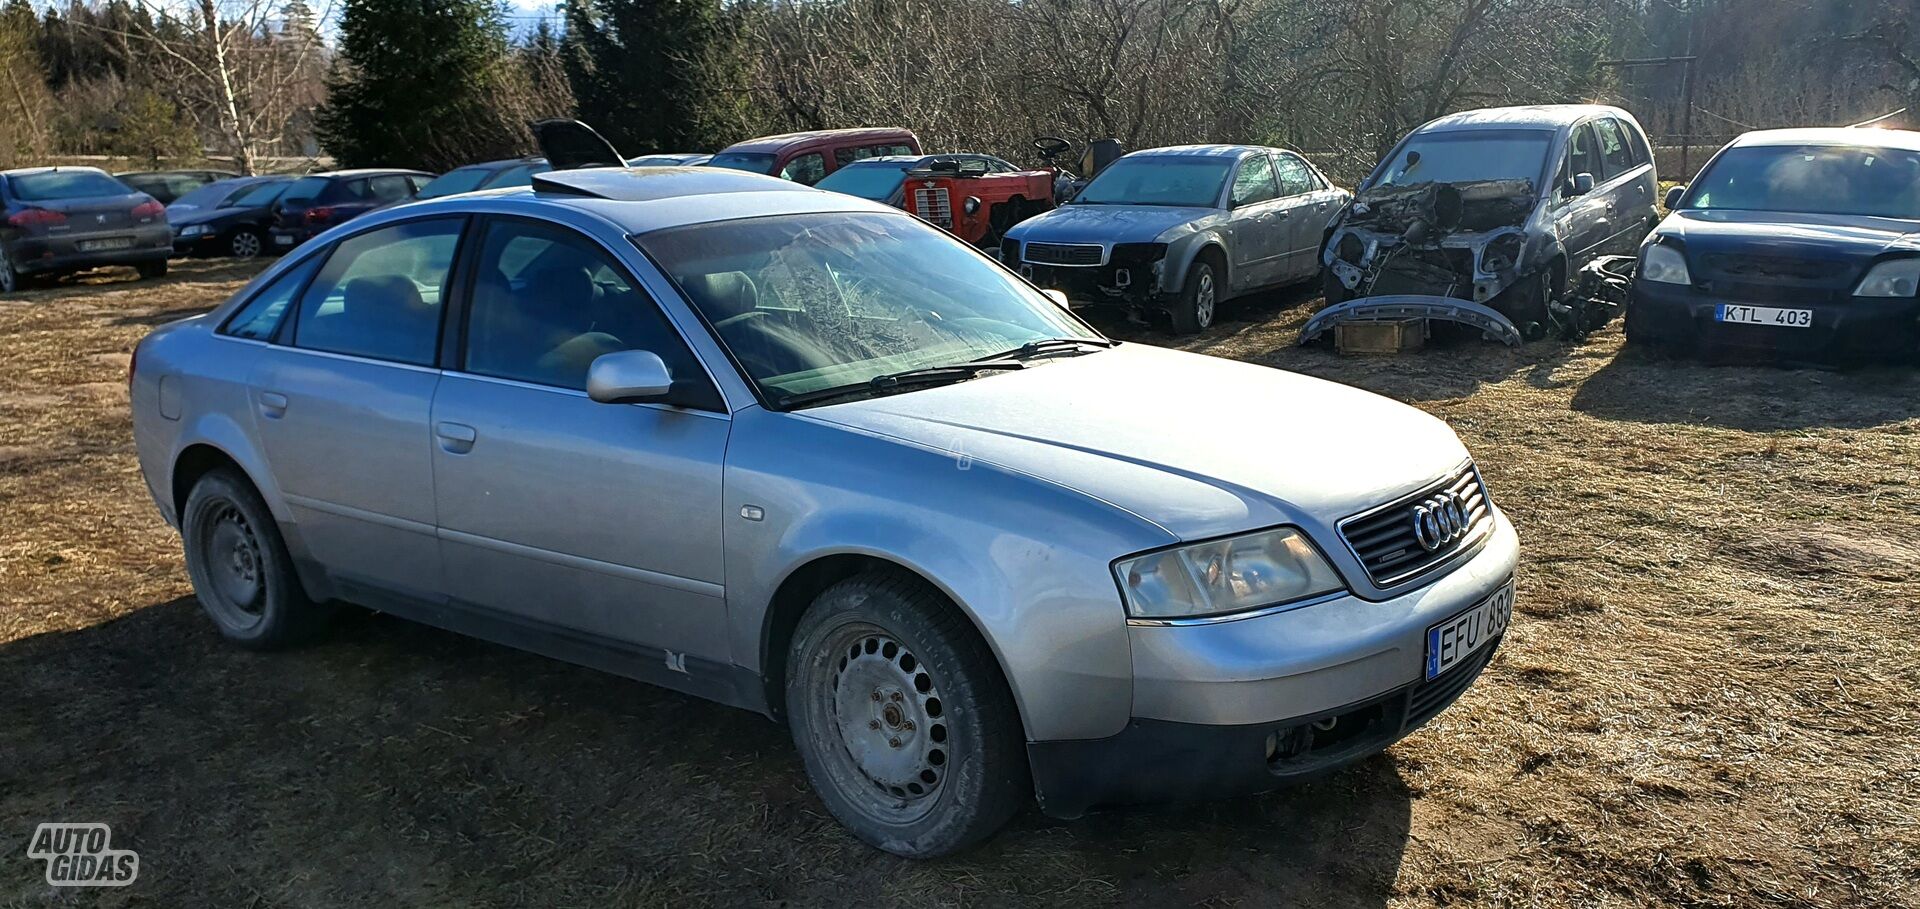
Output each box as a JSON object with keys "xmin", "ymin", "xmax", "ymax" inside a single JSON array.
[
  {"xmin": 1110, "ymin": 242, "xmax": 1169, "ymax": 264},
  {"xmin": 178, "ymin": 224, "xmax": 210, "ymax": 238},
  {"xmin": 1114, "ymin": 527, "xmax": 1343, "ymax": 620},
  {"xmin": 1640, "ymin": 243, "xmax": 1691, "ymax": 284},
  {"xmin": 1854, "ymin": 259, "xmax": 1920, "ymax": 298}
]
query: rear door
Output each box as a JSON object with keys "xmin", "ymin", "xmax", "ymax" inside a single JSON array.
[
  {"xmin": 429, "ymin": 215, "xmax": 732, "ymax": 658},
  {"xmin": 1271, "ymin": 152, "xmax": 1340, "ymax": 280},
  {"xmin": 249, "ymin": 216, "xmax": 466, "ymax": 603}
]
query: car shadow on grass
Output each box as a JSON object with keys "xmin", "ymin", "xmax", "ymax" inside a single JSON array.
[
  {"xmin": 0, "ymin": 596, "xmax": 1414, "ymax": 907},
  {"xmin": 1571, "ymin": 347, "xmax": 1920, "ymax": 431}
]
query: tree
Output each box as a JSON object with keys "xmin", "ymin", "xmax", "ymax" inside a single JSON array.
[
  {"xmin": 0, "ymin": 0, "xmax": 52, "ymax": 165},
  {"xmin": 562, "ymin": 0, "xmax": 742, "ymax": 152},
  {"xmin": 317, "ymin": 0, "xmax": 533, "ymax": 170}
]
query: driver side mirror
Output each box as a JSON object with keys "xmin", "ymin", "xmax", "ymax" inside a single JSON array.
[
  {"xmin": 1664, "ymin": 184, "xmax": 1686, "ymax": 209},
  {"xmin": 587, "ymin": 349, "xmax": 674, "ymax": 404},
  {"xmin": 1569, "ymin": 172, "xmax": 1596, "ymax": 197}
]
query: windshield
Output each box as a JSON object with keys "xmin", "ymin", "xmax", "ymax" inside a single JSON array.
[
  {"xmin": 417, "ymin": 166, "xmax": 495, "ymax": 199},
  {"xmin": 1683, "ymin": 144, "xmax": 1920, "ymax": 220},
  {"xmin": 815, "ymin": 163, "xmax": 912, "ymax": 201},
  {"xmin": 1074, "ymin": 157, "xmax": 1231, "ymax": 207},
  {"xmin": 11, "ymin": 171, "xmax": 131, "ymax": 201},
  {"xmin": 706, "ymin": 152, "xmax": 778, "ymax": 175},
  {"xmin": 638, "ymin": 212, "xmax": 1103, "ymax": 402},
  {"xmin": 282, "ymin": 176, "xmax": 329, "ymax": 204},
  {"xmin": 228, "ymin": 180, "xmax": 290, "ymax": 207},
  {"xmin": 483, "ymin": 163, "xmax": 544, "ymax": 189},
  {"xmin": 1372, "ymin": 129, "xmax": 1553, "ymax": 188}
]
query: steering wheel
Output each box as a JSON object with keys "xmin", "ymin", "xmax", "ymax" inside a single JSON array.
[{"xmin": 1033, "ymin": 136, "xmax": 1072, "ymax": 160}]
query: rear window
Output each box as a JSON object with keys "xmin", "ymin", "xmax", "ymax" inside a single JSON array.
[
  {"xmin": 281, "ymin": 176, "xmax": 330, "ymax": 204},
  {"xmin": 417, "ymin": 166, "xmax": 494, "ymax": 199},
  {"xmin": 707, "ymin": 152, "xmax": 777, "ymax": 175},
  {"xmin": 11, "ymin": 171, "xmax": 131, "ymax": 201}
]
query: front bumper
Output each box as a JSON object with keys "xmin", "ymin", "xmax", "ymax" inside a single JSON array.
[
  {"xmin": 1014, "ymin": 255, "xmax": 1168, "ymax": 312},
  {"xmin": 1028, "ymin": 510, "xmax": 1518, "ymax": 818},
  {"xmin": 1629, "ymin": 279, "xmax": 1920, "ymax": 361},
  {"xmin": 10, "ymin": 227, "xmax": 172, "ymax": 274}
]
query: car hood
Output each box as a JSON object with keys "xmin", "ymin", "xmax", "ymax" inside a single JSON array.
[
  {"xmin": 800, "ymin": 344, "xmax": 1469, "ymax": 541},
  {"xmin": 167, "ymin": 207, "xmax": 245, "ymax": 228},
  {"xmin": 1656, "ymin": 209, "xmax": 1920, "ymax": 262},
  {"xmin": 1007, "ymin": 203, "xmax": 1219, "ymax": 245}
]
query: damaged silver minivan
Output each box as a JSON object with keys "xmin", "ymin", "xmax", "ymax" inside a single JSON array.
[{"xmin": 1311, "ymin": 105, "xmax": 1658, "ymax": 343}]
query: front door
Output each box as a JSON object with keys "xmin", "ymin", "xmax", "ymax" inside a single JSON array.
[
  {"xmin": 249, "ymin": 216, "xmax": 466, "ymax": 602},
  {"xmin": 1224, "ymin": 153, "xmax": 1288, "ymax": 290},
  {"xmin": 1553, "ymin": 123, "xmax": 1613, "ymax": 265},
  {"xmin": 429, "ymin": 216, "xmax": 733, "ymax": 660}
]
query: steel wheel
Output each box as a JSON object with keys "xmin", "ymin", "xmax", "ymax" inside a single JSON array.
[
  {"xmin": 820, "ymin": 624, "xmax": 950, "ymax": 822},
  {"xmin": 196, "ymin": 501, "xmax": 267, "ymax": 631},
  {"xmin": 228, "ymin": 230, "xmax": 263, "ymax": 259}
]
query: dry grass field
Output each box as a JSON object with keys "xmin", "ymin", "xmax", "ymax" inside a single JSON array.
[{"xmin": 2, "ymin": 260, "xmax": 1917, "ymax": 908}]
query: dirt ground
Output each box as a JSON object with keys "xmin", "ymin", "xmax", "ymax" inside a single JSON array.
[{"xmin": 2, "ymin": 260, "xmax": 1917, "ymax": 908}]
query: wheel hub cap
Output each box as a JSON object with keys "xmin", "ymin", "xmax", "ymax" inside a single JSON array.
[
  {"xmin": 1197, "ymin": 271, "xmax": 1216, "ymax": 326},
  {"xmin": 206, "ymin": 507, "xmax": 264, "ymax": 613},
  {"xmin": 831, "ymin": 634, "xmax": 947, "ymax": 801},
  {"xmin": 233, "ymin": 233, "xmax": 260, "ymax": 257}
]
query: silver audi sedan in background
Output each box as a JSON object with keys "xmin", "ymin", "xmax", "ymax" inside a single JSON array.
[{"xmin": 130, "ymin": 166, "xmax": 1518, "ymax": 857}]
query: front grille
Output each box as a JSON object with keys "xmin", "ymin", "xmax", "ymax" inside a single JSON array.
[
  {"xmin": 1701, "ymin": 253, "xmax": 1851, "ymax": 286},
  {"xmin": 1023, "ymin": 242, "xmax": 1104, "ymax": 266},
  {"xmin": 911, "ymin": 186, "xmax": 952, "ymax": 230},
  {"xmin": 1339, "ymin": 463, "xmax": 1491, "ymax": 587}
]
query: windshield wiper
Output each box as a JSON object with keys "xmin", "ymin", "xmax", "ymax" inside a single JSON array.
[
  {"xmin": 777, "ymin": 361, "xmax": 1025, "ymax": 409},
  {"xmin": 973, "ymin": 337, "xmax": 1118, "ymax": 362}
]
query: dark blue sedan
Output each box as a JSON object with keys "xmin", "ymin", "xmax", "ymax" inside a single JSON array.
[{"xmin": 1628, "ymin": 128, "xmax": 1920, "ymax": 362}]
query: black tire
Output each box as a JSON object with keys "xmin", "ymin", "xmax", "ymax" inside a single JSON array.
[
  {"xmin": 787, "ymin": 571, "xmax": 1029, "ymax": 858},
  {"xmin": 1497, "ymin": 268, "xmax": 1553, "ymax": 341},
  {"xmin": 0, "ymin": 244, "xmax": 16, "ymax": 294},
  {"xmin": 1321, "ymin": 266, "xmax": 1351, "ymax": 307},
  {"xmin": 181, "ymin": 468, "xmax": 329, "ymax": 649},
  {"xmin": 226, "ymin": 228, "xmax": 265, "ymax": 259},
  {"xmin": 1169, "ymin": 252, "xmax": 1224, "ymax": 335},
  {"xmin": 136, "ymin": 259, "xmax": 169, "ymax": 280}
]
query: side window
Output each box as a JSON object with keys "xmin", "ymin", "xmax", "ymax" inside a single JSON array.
[
  {"xmin": 1229, "ymin": 154, "xmax": 1279, "ymax": 207},
  {"xmin": 780, "ymin": 152, "xmax": 827, "ymax": 185},
  {"xmin": 1567, "ymin": 125, "xmax": 1601, "ymax": 183},
  {"xmin": 291, "ymin": 218, "xmax": 463, "ymax": 366},
  {"xmin": 1273, "ymin": 154, "xmax": 1317, "ymax": 197},
  {"xmin": 462, "ymin": 219, "xmax": 715, "ymax": 405},
  {"xmin": 369, "ymin": 175, "xmax": 413, "ymax": 202},
  {"xmin": 221, "ymin": 254, "xmax": 324, "ymax": 340},
  {"xmin": 1593, "ymin": 118, "xmax": 1633, "ymax": 178},
  {"xmin": 333, "ymin": 179, "xmax": 371, "ymax": 202},
  {"xmin": 1618, "ymin": 118, "xmax": 1651, "ymax": 166},
  {"xmin": 833, "ymin": 147, "xmax": 857, "ymax": 168}
]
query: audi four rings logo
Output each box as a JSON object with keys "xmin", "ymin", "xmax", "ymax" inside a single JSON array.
[{"xmin": 1411, "ymin": 491, "xmax": 1470, "ymax": 552}]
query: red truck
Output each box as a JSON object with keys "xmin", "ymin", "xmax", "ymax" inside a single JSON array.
[{"xmin": 706, "ymin": 128, "xmax": 921, "ymax": 186}]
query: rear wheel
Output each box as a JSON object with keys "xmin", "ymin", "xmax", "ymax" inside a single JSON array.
[
  {"xmin": 1170, "ymin": 252, "xmax": 1223, "ymax": 334},
  {"xmin": 227, "ymin": 228, "xmax": 264, "ymax": 259},
  {"xmin": 136, "ymin": 259, "xmax": 169, "ymax": 280},
  {"xmin": 0, "ymin": 245, "xmax": 16, "ymax": 294},
  {"xmin": 787, "ymin": 572, "xmax": 1029, "ymax": 857},
  {"xmin": 181, "ymin": 468, "xmax": 329, "ymax": 649}
]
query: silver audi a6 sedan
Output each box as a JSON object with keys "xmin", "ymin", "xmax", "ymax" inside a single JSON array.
[{"xmin": 130, "ymin": 165, "xmax": 1518, "ymax": 857}]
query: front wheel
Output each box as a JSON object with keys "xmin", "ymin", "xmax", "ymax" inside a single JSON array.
[
  {"xmin": 227, "ymin": 228, "xmax": 264, "ymax": 259},
  {"xmin": 787, "ymin": 572, "xmax": 1029, "ymax": 857},
  {"xmin": 1169, "ymin": 254, "xmax": 1222, "ymax": 334},
  {"xmin": 0, "ymin": 244, "xmax": 16, "ymax": 294}
]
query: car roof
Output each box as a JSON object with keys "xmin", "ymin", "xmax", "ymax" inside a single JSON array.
[
  {"xmin": 1417, "ymin": 104, "xmax": 1633, "ymax": 133},
  {"xmin": 1123, "ymin": 144, "xmax": 1269, "ymax": 160},
  {"xmin": 1, "ymin": 165, "xmax": 111, "ymax": 177},
  {"xmin": 447, "ymin": 157, "xmax": 547, "ymax": 171},
  {"xmin": 307, "ymin": 168, "xmax": 436, "ymax": 179},
  {"xmin": 394, "ymin": 166, "xmax": 896, "ymax": 235},
  {"xmin": 719, "ymin": 128, "xmax": 914, "ymax": 154},
  {"xmin": 1727, "ymin": 127, "xmax": 1920, "ymax": 152}
]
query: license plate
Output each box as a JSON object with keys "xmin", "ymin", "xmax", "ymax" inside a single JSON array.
[
  {"xmin": 1425, "ymin": 581, "xmax": 1513, "ymax": 680},
  {"xmin": 77, "ymin": 237, "xmax": 133, "ymax": 252},
  {"xmin": 274, "ymin": 235, "xmax": 295, "ymax": 246},
  {"xmin": 1716, "ymin": 304, "xmax": 1812, "ymax": 328}
]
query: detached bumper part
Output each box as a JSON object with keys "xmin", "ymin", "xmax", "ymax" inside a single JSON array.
[
  {"xmin": 1300, "ymin": 295, "xmax": 1523, "ymax": 347},
  {"xmin": 1027, "ymin": 638, "xmax": 1500, "ymax": 819}
]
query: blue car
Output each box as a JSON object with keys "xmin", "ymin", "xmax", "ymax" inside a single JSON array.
[
  {"xmin": 1001, "ymin": 145, "xmax": 1347, "ymax": 333},
  {"xmin": 1629, "ymin": 127, "xmax": 1920, "ymax": 362}
]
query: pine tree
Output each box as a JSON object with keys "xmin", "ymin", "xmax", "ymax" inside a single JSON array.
[
  {"xmin": 561, "ymin": 0, "xmax": 742, "ymax": 154},
  {"xmin": 315, "ymin": 0, "xmax": 521, "ymax": 170}
]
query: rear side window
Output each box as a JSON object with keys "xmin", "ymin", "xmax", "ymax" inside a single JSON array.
[
  {"xmin": 222, "ymin": 255, "xmax": 324, "ymax": 340},
  {"xmin": 1617, "ymin": 118, "xmax": 1651, "ymax": 166},
  {"xmin": 331, "ymin": 179, "xmax": 372, "ymax": 202},
  {"xmin": 11, "ymin": 171, "xmax": 129, "ymax": 201},
  {"xmin": 1593, "ymin": 119, "xmax": 1635, "ymax": 178},
  {"xmin": 780, "ymin": 153, "xmax": 827, "ymax": 185},
  {"xmin": 1273, "ymin": 154, "xmax": 1320, "ymax": 196},
  {"xmin": 292, "ymin": 218, "xmax": 464, "ymax": 366},
  {"xmin": 369, "ymin": 174, "xmax": 414, "ymax": 203}
]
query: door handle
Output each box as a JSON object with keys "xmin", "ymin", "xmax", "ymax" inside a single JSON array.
[
  {"xmin": 435, "ymin": 421, "xmax": 477, "ymax": 454},
  {"xmin": 259, "ymin": 391, "xmax": 288, "ymax": 419}
]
